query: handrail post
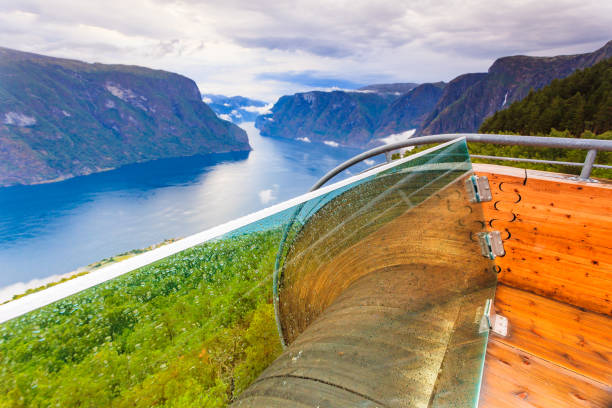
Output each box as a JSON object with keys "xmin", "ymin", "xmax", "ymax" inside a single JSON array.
[{"xmin": 580, "ymin": 149, "xmax": 597, "ymax": 180}]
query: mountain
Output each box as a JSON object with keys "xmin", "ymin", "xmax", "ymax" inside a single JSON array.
[
  {"xmin": 480, "ymin": 56, "xmax": 612, "ymax": 136},
  {"xmin": 255, "ymin": 82, "xmax": 441, "ymax": 147},
  {"xmin": 374, "ymin": 82, "xmax": 445, "ymax": 137},
  {"xmin": 256, "ymin": 90, "xmax": 393, "ymax": 147},
  {"xmin": 256, "ymin": 41, "xmax": 612, "ymax": 147},
  {"xmin": 0, "ymin": 47, "xmax": 250, "ymax": 187},
  {"xmin": 202, "ymin": 94, "xmax": 269, "ymax": 123},
  {"xmin": 420, "ymin": 40, "xmax": 612, "ymax": 135}
]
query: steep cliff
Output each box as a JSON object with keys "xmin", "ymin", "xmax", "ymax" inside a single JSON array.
[
  {"xmin": 420, "ymin": 40, "xmax": 612, "ymax": 135},
  {"xmin": 374, "ymin": 82, "xmax": 445, "ymax": 137},
  {"xmin": 255, "ymin": 90, "xmax": 394, "ymax": 147},
  {"xmin": 255, "ymin": 83, "xmax": 443, "ymax": 147},
  {"xmin": 0, "ymin": 47, "xmax": 250, "ymax": 186}
]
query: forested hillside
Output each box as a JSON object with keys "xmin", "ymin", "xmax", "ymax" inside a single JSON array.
[
  {"xmin": 0, "ymin": 231, "xmax": 283, "ymax": 407},
  {"xmin": 474, "ymin": 57, "xmax": 612, "ymax": 178},
  {"xmin": 480, "ymin": 57, "xmax": 612, "ymax": 135}
]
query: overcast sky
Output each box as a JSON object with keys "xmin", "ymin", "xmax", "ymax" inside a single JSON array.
[{"xmin": 1, "ymin": 0, "xmax": 611, "ymax": 101}]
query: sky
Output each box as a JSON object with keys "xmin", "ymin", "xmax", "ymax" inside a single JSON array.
[{"xmin": 1, "ymin": 0, "xmax": 611, "ymax": 102}]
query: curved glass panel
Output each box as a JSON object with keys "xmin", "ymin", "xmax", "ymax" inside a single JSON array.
[{"xmin": 0, "ymin": 139, "xmax": 496, "ymax": 407}]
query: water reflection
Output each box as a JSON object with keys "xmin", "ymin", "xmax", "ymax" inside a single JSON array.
[{"xmin": 0, "ymin": 123, "xmax": 372, "ymax": 289}]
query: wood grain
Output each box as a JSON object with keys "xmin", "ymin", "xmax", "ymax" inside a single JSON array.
[
  {"xmin": 480, "ymin": 341, "xmax": 612, "ymax": 408},
  {"xmin": 474, "ymin": 165, "xmax": 612, "ymax": 316},
  {"xmin": 492, "ymin": 284, "xmax": 612, "ymax": 385}
]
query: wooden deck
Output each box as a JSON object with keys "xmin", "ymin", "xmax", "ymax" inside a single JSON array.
[
  {"xmin": 474, "ymin": 164, "xmax": 612, "ymax": 407},
  {"xmin": 233, "ymin": 164, "xmax": 612, "ymax": 407}
]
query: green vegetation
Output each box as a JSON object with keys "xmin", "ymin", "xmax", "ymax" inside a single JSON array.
[
  {"xmin": 480, "ymin": 57, "xmax": 612, "ymax": 136},
  {"xmin": 0, "ymin": 47, "xmax": 249, "ymax": 187},
  {"xmin": 469, "ymin": 130, "xmax": 611, "ymax": 178},
  {"xmin": 0, "ymin": 231, "xmax": 283, "ymax": 407},
  {"xmin": 413, "ymin": 56, "xmax": 612, "ymax": 178},
  {"xmin": 466, "ymin": 57, "xmax": 612, "ymax": 178},
  {"xmin": 393, "ymin": 129, "xmax": 611, "ymax": 179}
]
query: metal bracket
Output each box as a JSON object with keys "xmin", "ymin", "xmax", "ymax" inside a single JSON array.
[
  {"xmin": 479, "ymin": 299, "xmax": 509, "ymax": 337},
  {"xmin": 477, "ymin": 231, "xmax": 505, "ymax": 259},
  {"xmin": 466, "ymin": 175, "xmax": 492, "ymax": 203}
]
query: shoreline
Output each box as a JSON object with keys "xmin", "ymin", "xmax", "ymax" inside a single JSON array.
[
  {"xmin": 0, "ymin": 238, "xmax": 178, "ymax": 304},
  {"xmin": 0, "ymin": 147, "xmax": 252, "ymax": 189}
]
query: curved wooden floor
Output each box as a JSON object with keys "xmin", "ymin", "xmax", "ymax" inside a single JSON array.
[
  {"xmin": 232, "ymin": 164, "xmax": 612, "ymax": 407},
  {"xmin": 233, "ymin": 170, "xmax": 497, "ymax": 407}
]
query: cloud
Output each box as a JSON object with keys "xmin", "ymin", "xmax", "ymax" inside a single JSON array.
[
  {"xmin": 364, "ymin": 159, "xmax": 375, "ymax": 166},
  {"xmin": 237, "ymin": 36, "xmax": 351, "ymax": 58},
  {"xmin": 323, "ymin": 140, "xmax": 339, "ymax": 147},
  {"xmin": 0, "ymin": 0, "xmax": 610, "ymax": 101},
  {"xmin": 296, "ymin": 137, "xmax": 311, "ymax": 143},
  {"xmin": 242, "ymin": 103, "xmax": 273, "ymax": 115},
  {"xmin": 256, "ymin": 71, "xmax": 364, "ymax": 89}
]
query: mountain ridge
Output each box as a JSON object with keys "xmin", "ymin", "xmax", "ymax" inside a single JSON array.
[
  {"xmin": 255, "ymin": 83, "xmax": 440, "ymax": 147},
  {"xmin": 419, "ymin": 40, "xmax": 612, "ymax": 135},
  {"xmin": 256, "ymin": 41, "xmax": 612, "ymax": 146},
  {"xmin": 0, "ymin": 47, "xmax": 250, "ymax": 187}
]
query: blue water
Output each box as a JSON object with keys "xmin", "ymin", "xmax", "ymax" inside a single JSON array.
[{"xmin": 0, "ymin": 123, "xmax": 377, "ymax": 291}]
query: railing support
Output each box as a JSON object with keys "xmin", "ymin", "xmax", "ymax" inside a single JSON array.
[
  {"xmin": 580, "ymin": 149, "xmax": 597, "ymax": 180},
  {"xmin": 311, "ymin": 134, "xmax": 612, "ymax": 190}
]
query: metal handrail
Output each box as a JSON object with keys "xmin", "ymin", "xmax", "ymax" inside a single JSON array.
[{"xmin": 310, "ymin": 134, "xmax": 612, "ymax": 190}]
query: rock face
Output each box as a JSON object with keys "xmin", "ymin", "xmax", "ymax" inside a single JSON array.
[
  {"xmin": 256, "ymin": 90, "xmax": 394, "ymax": 147},
  {"xmin": 374, "ymin": 82, "xmax": 445, "ymax": 137},
  {"xmin": 256, "ymin": 41, "xmax": 612, "ymax": 147},
  {"xmin": 256, "ymin": 83, "xmax": 445, "ymax": 147},
  {"xmin": 202, "ymin": 94, "xmax": 268, "ymax": 123},
  {"xmin": 419, "ymin": 40, "xmax": 612, "ymax": 135},
  {"xmin": 0, "ymin": 47, "xmax": 250, "ymax": 187}
]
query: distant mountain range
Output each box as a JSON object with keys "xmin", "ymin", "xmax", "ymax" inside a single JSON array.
[
  {"xmin": 255, "ymin": 90, "xmax": 399, "ymax": 147},
  {"xmin": 0, "ymin": 48, "xmax": 249, "ymax": 187},
  {"xmin": 256, "ymin": 40, "xmax": 612, "ymax": 147},
  {"xmin": 202, "ymin": 94, "xmax": 269, "ymax": 123},
  {"xmin": 254, "ymin": 82, "xmax": 444, "ymax": 147}
]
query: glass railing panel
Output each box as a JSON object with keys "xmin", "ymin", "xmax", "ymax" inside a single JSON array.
[
  {"xmin": 241, "ymin": 140, "xmax": 497, "ymax": 407},
  {"xmin": 0, "ymin": 138, "xmax": 496, "ymax": 407}
]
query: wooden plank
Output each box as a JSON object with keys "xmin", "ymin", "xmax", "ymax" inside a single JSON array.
[
  {"xmin": 480, "ymin": 341, "xmax": 612, "ymax": 408},
  {"xmin": 492, "ymin": 284, "xmax": 612, "ymax": 385},
  {"xmin": 474, "ymin": 166, "xmax": 612, "ymax": 315}
]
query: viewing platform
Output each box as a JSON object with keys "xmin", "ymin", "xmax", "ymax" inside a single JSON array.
[{"xmin": 1, "ymin": 135, "xmax": 610, "ymax": 407}]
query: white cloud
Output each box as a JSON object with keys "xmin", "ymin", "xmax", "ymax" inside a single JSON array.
[
  {"xmin": 242, "ymin": 103, "xmax": 273, "ymax": 114},
  {"xmin": 218, "ymin": 113, "xmax": 232, "ymax": 121},
  {"xmin": 323, "ymin": 140, "xmax": 339, "ymax": 147},
  {"xmin": 202, "ymin": 96, "xmax": 212, "ymax": 103},
  {"xmin": 296, "ymin": 136, "xmax": 311, "ymax": 143},
  {"xmin": 364, "ymin": 159, "xmax": 375, "ymax": 166},
  {"xmin": 0, "ymin": 1, "xmax": 610, "ymax": 101}
]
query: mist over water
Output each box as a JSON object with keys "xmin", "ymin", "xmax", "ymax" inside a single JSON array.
[{"xmin": 0, "ymin": 123, "xmax": 374, "ymax": 294}]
